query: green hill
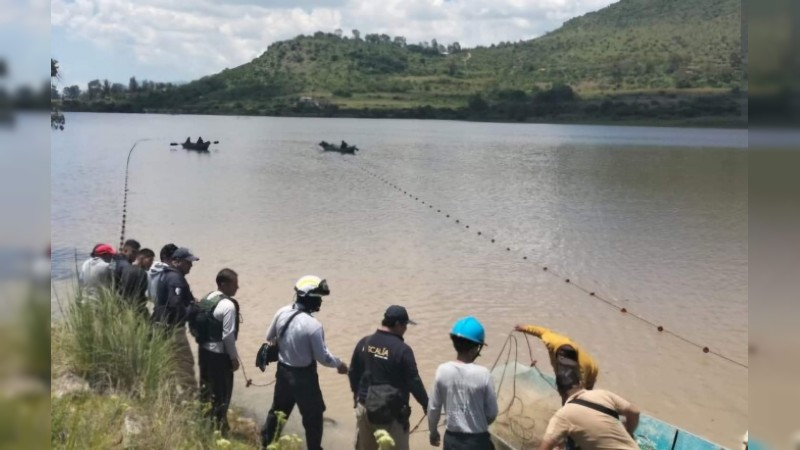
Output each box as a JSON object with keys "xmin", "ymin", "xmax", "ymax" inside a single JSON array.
[
  {"xmin": 469, "ymin": 0, "xmax": 742, "ymax": 91},
  {"xmin": 61, "ymin": 0, "xmax": 745, "ymax": 125}
]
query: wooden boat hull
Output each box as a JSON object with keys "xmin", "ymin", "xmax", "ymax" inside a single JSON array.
[
  {"xmin": 319, "ymin": 142, "xmax": 358, "ymax": 154},
  {"xmin": 181, "ymin": 142, "xmax": 211, "ymax": 151}
]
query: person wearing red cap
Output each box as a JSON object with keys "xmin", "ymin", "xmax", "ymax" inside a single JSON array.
[{"xmin": 79, "ymin": 243, "xmax": 115, "ymax": 300}]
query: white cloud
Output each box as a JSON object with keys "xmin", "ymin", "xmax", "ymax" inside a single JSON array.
[{"xmin": 51, "ymin": 0, "xmax": 616, "ymax": 81}]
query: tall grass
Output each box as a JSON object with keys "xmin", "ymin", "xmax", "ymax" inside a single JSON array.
[
  {"xmin": 59, "ymin": 288, "xmax": 177, "ymax": 398},
  {"xmin": 53, "ymin": 288, "xmax": 260, "ymax": 449}
]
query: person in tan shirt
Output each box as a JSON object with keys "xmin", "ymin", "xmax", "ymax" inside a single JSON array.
[{"xmin": 540, "ymin": 367, "xmax": 640, "ymax": 450}]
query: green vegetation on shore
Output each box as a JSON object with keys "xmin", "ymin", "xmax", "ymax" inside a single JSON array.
[
  {"xmin": 55, "ymin": 0, "xmax": 744, "ymax": 126},
  {"xmin": 51, "ymin": 290, "xmax": 259, "ymax": 449},
  {"xmin": 0, "ymin": 287, "xmax": 50, "ymax": 450}
]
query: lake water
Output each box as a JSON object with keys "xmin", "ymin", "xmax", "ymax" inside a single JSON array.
[{"xmin": 51, "ymin": 113, "xmax": 747, "ymax": 448}]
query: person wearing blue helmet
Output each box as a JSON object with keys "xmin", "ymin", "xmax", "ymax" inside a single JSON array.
[{"xmin": 428, "ymin": 316, "xmax": 498, "ymax": 450}]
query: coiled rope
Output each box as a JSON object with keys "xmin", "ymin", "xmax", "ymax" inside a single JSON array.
[{"xmin": 488, "ymin": 332, "xmax": 557, "ymax": 448}]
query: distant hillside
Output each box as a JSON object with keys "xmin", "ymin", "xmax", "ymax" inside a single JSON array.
[
  {"xmin": 60, "ymin": 0, "xmax": 745, "ymax": 126},
  {"xmin": 470, "ymin": 0, "xmax": 742, "ymax": 91}
]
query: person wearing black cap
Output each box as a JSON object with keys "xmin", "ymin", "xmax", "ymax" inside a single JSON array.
[
  {"xmin": 152, "ymin": 247, "xmax": 199, "ymax": 393},
  {"xmin": 349, "ymin": 305, "xmax": 428, "ymax": 450}
]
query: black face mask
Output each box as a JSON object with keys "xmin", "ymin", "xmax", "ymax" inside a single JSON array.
[
  {"xmin": 297, "ymin": 296, "xmax": 323, "ymax": 313},
  {"xmin": 473, "ymin": 345, "xmax": 484, "ymax": 362}
]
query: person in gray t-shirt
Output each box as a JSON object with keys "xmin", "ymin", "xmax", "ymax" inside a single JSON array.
[
  {"xmin": 429, "ymin": 316, "xmax": 498, "ymax": 450},
  {"xmin": 79, "ymin": 243, "xmax": 115, "ymax": 301}
]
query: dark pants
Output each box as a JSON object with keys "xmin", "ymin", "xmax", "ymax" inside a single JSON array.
[
  {"xmin": 261, "ymin": 363, "xmax": 326, "ymax": 450},
  {"xmin": 444, "ymin": 431, "xmax": 495, "ymax": 450},
  {"xmin": 199, "ymin": 348, "xmax": 234, "ymax": 434}
]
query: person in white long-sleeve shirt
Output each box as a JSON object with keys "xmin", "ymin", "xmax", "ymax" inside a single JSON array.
[
  {"xmin": 260, "ymin": 275, "xmax": 348, "ymax": 450},
  {"xmin": 194, "ymin": 268, "xmax": 241, "ymax": 434},
  {"xmin": 429, "ymin": 316, "xmax": 498, "ymax": 450}
]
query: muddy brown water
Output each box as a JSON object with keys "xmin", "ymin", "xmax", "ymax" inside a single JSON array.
[{"xmin": 52, "ymin": 113, "xmax": 747, "ymax": 449}]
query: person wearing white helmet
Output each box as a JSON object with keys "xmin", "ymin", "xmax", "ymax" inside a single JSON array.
[{"xmin": 260, "ymin": 275, "xmax": 348, "ymax": 450}]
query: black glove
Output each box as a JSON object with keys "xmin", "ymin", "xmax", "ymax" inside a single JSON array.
[{"xmin": 255, "ymin": 343, "xmax": 270, "ymax": 372}]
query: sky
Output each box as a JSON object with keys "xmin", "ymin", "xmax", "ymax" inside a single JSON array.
[{"xmin": 43, "ymin": 0, "xmax": 619, "ymax": 89}]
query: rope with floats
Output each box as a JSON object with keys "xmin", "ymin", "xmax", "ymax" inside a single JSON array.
[
  {"xmin": 347, "ymin": 159, "xmax": 748, "ymax": 370},
  {"xmin": 119, "ymin": 138, "xmax": 153, "ymax": 249},
  {"xmin": 119, "ymin": 137, "xmax": 222, "ymax": 249}
]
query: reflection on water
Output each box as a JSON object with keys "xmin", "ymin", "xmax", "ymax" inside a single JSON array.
[{"xmin": 52, "ymin": 114, "xmax": 747, "ymax": 448}]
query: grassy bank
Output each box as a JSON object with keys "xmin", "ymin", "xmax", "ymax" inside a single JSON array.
[
  {"xmin": 0, "ymin": 285, "xmax": 50, "ymax": 449},
  {"xmin": 51, "ymin": 290, "xmax": 259, "ymax": 449}
]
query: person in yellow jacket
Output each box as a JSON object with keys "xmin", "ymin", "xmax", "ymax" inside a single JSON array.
[{"xmin": 514, "ymin": 324, "xmax": 599, "ymax": 395}]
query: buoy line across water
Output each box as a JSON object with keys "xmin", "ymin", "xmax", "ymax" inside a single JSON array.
[{"xmin": 341, "ymin": 158, "xmax": 747, "ymax": 370}]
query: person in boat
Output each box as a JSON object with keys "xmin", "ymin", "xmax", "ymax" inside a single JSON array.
[
  {"xmin": 539, "ymin": 366, "xmax": 640, "ymax": 450},
  {"xmin": 341, "ymin": 140, "xmax": 348, "ymax": 150},
  {"xmin": 185, "ymin": 137, "xmax": 191, "ymax": 145},
  {"xmin": 514, "ymin": 324, "xmax": 599, "ymax": 400},
  {"xmin": 197, "ymin": 137, "xmax": 204, "ymax": 145},
  {"xmin": 428, "ymin": 316, "xmax": 497, "ymax": 450}
]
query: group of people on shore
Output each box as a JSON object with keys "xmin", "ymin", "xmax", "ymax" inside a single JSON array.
[{"xmin": 79, "ymin": 240, "xmax": 642, "ymax": 450}]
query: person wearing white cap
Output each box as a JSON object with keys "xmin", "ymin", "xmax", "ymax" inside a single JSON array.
[{"xmin": 260, "ymin": 275, "xmax": 348, "ymax": 450}]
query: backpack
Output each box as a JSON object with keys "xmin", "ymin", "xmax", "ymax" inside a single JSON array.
[
  {"xmin": 363, "ymin": 335, "xmax": 404, "ymax": 425},
  {"xmin": 189, "ymin": 292, "xmax": 230, "ymax": 344}
]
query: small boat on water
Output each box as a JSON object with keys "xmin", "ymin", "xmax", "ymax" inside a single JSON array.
[
  {"xmin": 181, "ymin": 141, "xmax": 211, "ymax": 151},
  {"xmin": 319, "ymin": 140, "xmax": 358, "ymax": 154}
]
